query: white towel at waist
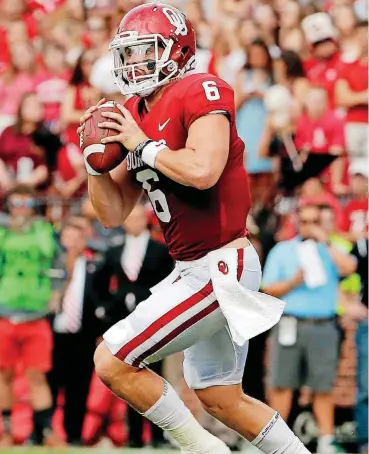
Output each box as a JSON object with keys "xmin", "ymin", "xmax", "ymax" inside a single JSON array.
[{"xmin": 208, "ymin": 247, "xmax": 285, "ymax": 346}]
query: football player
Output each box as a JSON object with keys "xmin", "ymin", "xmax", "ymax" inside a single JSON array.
[{"xmin": 78, "ymin": 4, "xmax": 311, "ymax": 454}]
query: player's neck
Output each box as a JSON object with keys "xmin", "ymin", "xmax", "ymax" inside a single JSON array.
[{"xmin": 144, "ymin": 84, "xmax": 171, "ymax": 111}]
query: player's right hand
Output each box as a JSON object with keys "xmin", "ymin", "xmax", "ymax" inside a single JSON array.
[{"xmin": 76, "ymin": 97, "xmax": 106, "ymax": 138}]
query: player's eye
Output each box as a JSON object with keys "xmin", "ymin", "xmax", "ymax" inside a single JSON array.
[
  {"xmin": 145, "ymin": 44, "xmax": 155, "ymax": 56},
  {"xmin": 125, "ymin": 47, "xmax": 132, "ymax": 57}
]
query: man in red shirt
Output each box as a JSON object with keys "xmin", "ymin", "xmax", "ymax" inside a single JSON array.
[
  {"xmin": 294, "ymin": 86, "xmax": 347, "ymax": 195},
  {"xmin": 301, "ymin": 13, "xmax": 344, "ymax": 110},
  {"xmin": 341, "ymin": 163, "xmax": 368, "ymax": 242},
  {"xmin": 335, "ymin": 20, "xmax": 368, "ymax": 165}
]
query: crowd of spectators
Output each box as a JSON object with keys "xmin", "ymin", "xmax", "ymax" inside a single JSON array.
[{"xmin": 0, "ymin": 0, "xmax": 367, "ymax": 451}]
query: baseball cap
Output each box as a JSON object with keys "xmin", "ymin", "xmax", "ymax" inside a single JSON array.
[{"xmin": 302, "ymin": 13, "xmax": 337, "ymax": 44}]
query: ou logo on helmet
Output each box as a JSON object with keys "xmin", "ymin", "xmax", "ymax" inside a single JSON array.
[{"xmin": 163, "ymin": 7, "xmax": 188, "ymax": 36}]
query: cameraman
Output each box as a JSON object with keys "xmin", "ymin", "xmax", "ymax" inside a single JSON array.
[{"xmin": 0, "ymin": 186, "xmax": 64, "ymax": 447}]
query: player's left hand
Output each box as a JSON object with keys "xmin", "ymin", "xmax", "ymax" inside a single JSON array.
[{"xmin": 98, "ymin": 103, "xmax": 148, "ymax": 152}]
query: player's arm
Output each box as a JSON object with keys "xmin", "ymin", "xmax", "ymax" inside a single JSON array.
[
  {"xmin": 88, "ymin": 163, "xmax": 143, "ymax": 228},
  {"xmin": 99, "ymin": 79, "xmax": 233, "ymax": 190},
  {"xmin": 153, "ymin": 114, "xmax": 229, "ymax": 189},
  {"xmin": 78, "ymin": 99, "xmax": 142, "ymax": 228}
]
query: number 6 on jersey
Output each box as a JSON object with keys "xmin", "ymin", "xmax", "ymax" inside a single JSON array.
[
  {"xmin": 202, "ymin": 81, "xmax": 220, "ymax": 101},
  {"xmin": 136, "ymin": 169, "xmax": 171, "ymax": 223}
]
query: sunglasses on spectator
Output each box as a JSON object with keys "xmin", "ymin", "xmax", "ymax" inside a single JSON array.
[
  {"xmin": 9, "ymin": 199, "xmax": 36, "ymax": 208},
  {"xmin": 299, "ymin": 218, "xmax": 320, "ymax": 225}
]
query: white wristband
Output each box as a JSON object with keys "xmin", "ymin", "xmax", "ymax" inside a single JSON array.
[{"xmin": 141, "ymin": 140, "xmax": 168, "ymax": 168}]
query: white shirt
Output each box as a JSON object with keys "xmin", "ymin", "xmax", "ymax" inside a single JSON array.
[
  {"xmin": 53, "ymin": 256, "xmax": 86, "ymax": 333},
  {"xmin": 121, "ymin": 231, "xmax": 150, "ymax": 282}
]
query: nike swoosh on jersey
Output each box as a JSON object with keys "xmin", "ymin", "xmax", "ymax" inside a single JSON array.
[{"xmin": 158, "ymin": 118, "xmax": 171, "ymax": 131}]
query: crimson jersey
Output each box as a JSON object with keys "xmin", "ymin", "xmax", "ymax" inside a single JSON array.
[{"xmin": 124, "ymin": 73, "xmax": 251, "ymax": 261}]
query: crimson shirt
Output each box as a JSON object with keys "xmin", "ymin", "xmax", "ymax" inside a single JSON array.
[
  {"xmin": 35, "ymin": 70, "xmax": 69, "ymax": 125},
  {"xmin": 294, "ymin": 110, "xmax": 347, "ymax": 191},
  {"xmin": 295, "ymin": 110, "xmax": 345, "ymax": 154},
  {"xmin": 0, "ymin": 126, "xmax": 45, "ymax": 172},
  {"xmin": 337, "ymin": 60, "xmax": 368, "ymax": 123},
  {"xmin": 124, "ymin": 73, "xmax": 251, "ymax": 261},
  {"xmin": 304, "ymin": 52, "xmax": 344, "ymax": 109}
]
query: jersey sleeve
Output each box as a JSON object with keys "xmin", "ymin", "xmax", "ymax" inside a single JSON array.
[{"xmin": 182, "ymin": 77, "xmax": 236, "ymax": 130}]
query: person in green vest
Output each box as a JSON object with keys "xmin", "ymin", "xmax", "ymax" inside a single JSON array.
[
  {"xmin": 0, "ymin": 185, "xmax": 66, "ymax": 448},
  {"xmin": 320, "ymin": 205, "xmax": 361, "ymax": 302}
]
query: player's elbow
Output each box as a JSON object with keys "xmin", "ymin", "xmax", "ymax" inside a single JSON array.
[{"xmin": 190, "ymin": 168, "xmax": 220, "ymax": 190}]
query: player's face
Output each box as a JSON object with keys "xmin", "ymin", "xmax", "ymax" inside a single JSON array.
[{"xmin": 120, "ymin": 42, "xmax": 164, "ymax": 78}]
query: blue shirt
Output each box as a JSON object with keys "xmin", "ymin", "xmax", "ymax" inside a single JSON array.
[
  {"xmin": 236, "ymin": 70, "xmax": 273, "ymax": 174},
  {"xmin": 262, "ymin": 237, "xmax": 339, "ymax": 318}
]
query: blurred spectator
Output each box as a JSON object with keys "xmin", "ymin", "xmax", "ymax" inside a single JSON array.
[
  {"xmin": 335, "ymin": 20, "xmax": 368, "ymax": 166},
  {"xmin": 278, "ymin": 0, "xmax": 305, "ymax": 54},
  {"xmin": 294, "ymin": 86, "xmax": 347, "ymax": 196},
  {"xmin": 0, "ymin": 92, "xmax": 62, "ymax": 194},
  {"xmin": 61, "ymin": 48, "xmax": 101, "ymax": 147},
  {"xmin": 349, "ymin": 239, "xmax": 368, "ymax": 454},
  {"xmin": 254, "ymin": 4, "xmax": 280, "ymax": 58},
  {"xmin": 262, "ymin": 203, "xmax": 356, "ymax": 454},
  {"xmin": 89, "ymin": 16, "xmax": 122, "ymax": 96},
  {"xmin": 301, "ymin": 13, "xmax": 343, "ymax": 110},
  {"xmin": 80, "ymin": 197, "xmax": 124, "ymax": 252},
  {"xmin": 331, "ymin": 5, "xmax": 360, "ymax": 60},
  {"xmin": 275, "ymin": 50, "xmax": 310, "ymax": 114},
  {"xmin": 35, "ymin": 43, "xmax": 70, "ymax": 134},
  {"xmin": 54, "ymin": 142, "xmax": 87, "ymax": 199},
  {"xmin": 93, "ymin": 204, "xmax": 173, "ymax": 448},
  {"xmin": 85, "ymin": 16, "xmax": 111, "ymax": 57},
  {"xmin": 340, "ymin": 163, "xmax": 368, "ymax": 242},
  {"xmin": 319, "ymin": 204, "xmax": 361, "ymax": 305},
  {"xmin": 46, "ymin": 18, "xmax": 84, "ymax": 68},
  {"xmin": 235, "ymin": 39, "xmax": 274, "ymax": 206},
  {"xmin": 49, "ymin": 221, "xmax": 102, "ymax": 446},
  {"xmin": 0, "ymin": 42, "xmax": 40, "ymax": 131},
  {"xmin": 0, "ymin": 185, "xmax": 65, "ymax": 447}
]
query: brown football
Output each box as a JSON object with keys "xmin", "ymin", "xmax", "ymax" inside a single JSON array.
[{"xmin": 81, "ymin": 101, "xmax": 129, "ymax": 174}]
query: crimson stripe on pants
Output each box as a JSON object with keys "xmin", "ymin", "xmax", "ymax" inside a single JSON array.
[
  {"xmin": 132, "ymin": 301, "xmax": 220, "ymax": 367},
  {"xmin": 117, "ymin": 248, "xmax": 245, "ymax": 365},
  {"xmin": 115, "ymin": 281, "xmax": 213, "ymax": 362},
  {"xmin": 237, "ymin": 248, "xmax": 244, "ymax": 282}
]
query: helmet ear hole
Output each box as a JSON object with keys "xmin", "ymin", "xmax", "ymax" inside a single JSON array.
[{"xmin": 181, "ymin": 46, "xmax": 189, "ymax": 57}]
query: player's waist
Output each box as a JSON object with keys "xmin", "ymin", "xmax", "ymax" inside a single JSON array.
[{"xmin": 176, "ymin": 237, "xmax": 251, "ymax": 271}]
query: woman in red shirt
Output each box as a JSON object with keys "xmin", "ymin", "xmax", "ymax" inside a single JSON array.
[
  {"xmin": 0, "ymin": 92, "xmax": 61, "ymax": 194},
  {"xmin": 0, "ymin": 42, "xmax": 40, "ymax": 130},
  {"xmin": 61, "ymin": 48, "xmax": 101, "ymax": 147}
]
